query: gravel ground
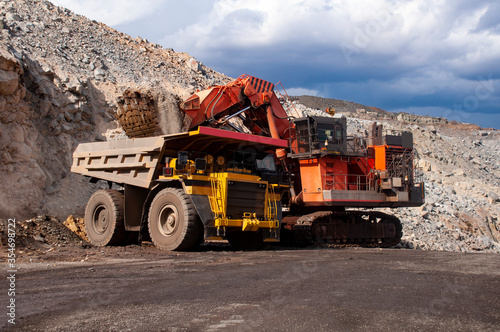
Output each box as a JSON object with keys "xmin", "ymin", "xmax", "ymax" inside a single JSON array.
[{"xmin": 2, "ymin": 245, "xmax": 499, "ymax": 332}]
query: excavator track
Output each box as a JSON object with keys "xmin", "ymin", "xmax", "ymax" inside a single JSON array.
[{"xmin": 286, "ymin": 211, "xmax": 402, "ymax": 248}]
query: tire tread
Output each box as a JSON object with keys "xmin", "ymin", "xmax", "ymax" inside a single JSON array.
[
  {"xmin": 148, "ymin": 188, "xmax": 202, "ymax": 251},
  {"xmin": 84, "ymin": 189, "xmax": 127, "ymax": 246}
]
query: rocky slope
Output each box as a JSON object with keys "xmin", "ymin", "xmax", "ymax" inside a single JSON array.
[
  {"xmin": 0, "ymin": 0, "xmax": 498, "ymax": 253},
  {"xmin": 0, "ymin": 0, "xmax": 229, "ymax": 220},
  {"xmin": 292, "ymin": 101, "xmax": 500, "ymax": 252},
  {"xmin": 395, "ymin": 124, "xmax": 500, "ymax": 252},
  {"xmin": 294, "ymin": 95, "xmax": 481, "ymax": 128}
]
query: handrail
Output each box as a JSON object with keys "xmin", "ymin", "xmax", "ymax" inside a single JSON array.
[
  {"xmin": 267, "ymin": 184, "xmax": 277, "ymax": 221},
  {"xmin": 209, "ymin": 177, "xmax": 226, "ymax": 221},
  {"xmin": 274, "ymin": 81, "xmax": 302, "ymax": 118},
  {"xmin": 322, "ymin": 172, "xmax": 377, "ymax": 192}
]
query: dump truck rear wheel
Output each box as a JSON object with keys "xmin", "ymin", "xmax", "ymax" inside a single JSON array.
[
  {"xmin": 84, "ymin": 189, "xmax": 127, "ymax": 246},
  {"xmin": 148, "ymin": 188, "xmax": 202, "ymax": 251}
]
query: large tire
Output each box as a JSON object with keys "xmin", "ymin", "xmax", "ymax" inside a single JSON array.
[
  {"xmin": 84, "ymin": 189, "xmax": 127, "ymax": 246},
  {"xmin": 148, "ymin": 188, "xmax": 202, "ymax": 251}
]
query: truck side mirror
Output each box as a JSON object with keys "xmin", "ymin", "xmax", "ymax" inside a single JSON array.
[
  {"xmin": 195, "ymin": 158, "xmax": 207, "ymax": 171},
  {"xmin": 176, "ymin": 151, "xmax": 189, "ymax": 170}
]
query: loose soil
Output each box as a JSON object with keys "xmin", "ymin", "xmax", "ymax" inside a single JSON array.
[{"xmin": 2, "ymin": 244, "xmax": 499, "ymax": 331}]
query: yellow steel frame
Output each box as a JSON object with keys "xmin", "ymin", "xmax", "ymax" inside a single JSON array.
[
  {"xmin": 159, "ymin": 161, "xmax": 280, "ymax": 233},
  {"xmin": 207, "ymin": 172, "xmax": 279, "ymax": 231}
]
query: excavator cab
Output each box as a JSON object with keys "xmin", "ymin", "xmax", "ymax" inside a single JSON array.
[{"xmin": 291, "ymin": 116, "xmax": 349, "ymax": 156}]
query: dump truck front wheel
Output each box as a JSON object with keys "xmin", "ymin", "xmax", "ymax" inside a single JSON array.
[
  {"xmin": 84, "ymin": 189, "xmax": 127, "ymax": 246},
  {"xmin": 148, "ymin": 188, "xmax": 202, "ymax": 250}
]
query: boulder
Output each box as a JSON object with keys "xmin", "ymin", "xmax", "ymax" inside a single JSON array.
[
  {"xmin": 418, "ymin": 159, "xmax": 431, "ymax": 171},
  {"xmin": 0, "ymin": 69, "xmax": 18, "ymax": 95},
  {"xmin": 186, "ymin": 57, "xmax": 202, "ymax": 72},
  {"xmin": 63, "ymin": 215, "xmax": 88, "ymax": 241},
  {"xmin": 488, "ymin": 192, "xmax": 499, "ymax": 204}
]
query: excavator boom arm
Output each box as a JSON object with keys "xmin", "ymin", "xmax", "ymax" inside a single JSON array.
[{"xmin": 180, "ymin": 75, "xmax": 292, "ymax": 141}]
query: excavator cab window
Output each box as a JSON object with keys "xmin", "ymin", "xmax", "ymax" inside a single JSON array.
[
  {"xmin": 314, "ymin": 119, "xmax": 347, "ymax": 154},
  {"xmin": 293, "ymin": 118, "xmax": 314, "ymax": 154},
  {"xmin": 317, "ymin": 123, "xmax": 343, "ymax": 145},
  {"xmin": 317, "ymin": 124, "xmax": 332, "ymax": 147}
]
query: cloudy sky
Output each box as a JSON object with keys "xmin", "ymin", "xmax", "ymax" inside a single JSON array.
[{"xmin": 52, "ymin": 0, "xmax": 500, "ymax": 129}]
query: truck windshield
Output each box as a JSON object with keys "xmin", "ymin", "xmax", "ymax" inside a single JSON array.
[
  {"xmin": 224, "ymin": 151, "xmax": 277, "ymax": 174},
  {"xmin": 256, "ymin": 154, "xmax": 276, "ymax": 172}
]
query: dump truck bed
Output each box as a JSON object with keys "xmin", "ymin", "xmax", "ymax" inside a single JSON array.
[{"xmin": 71, "ymin": 127, "xmax": 288, "ymax": 188}]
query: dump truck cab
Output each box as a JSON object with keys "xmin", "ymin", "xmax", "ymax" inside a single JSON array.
[{"xmin": 72, "ymin": 127, "xmax": 289, "ymax": 250}]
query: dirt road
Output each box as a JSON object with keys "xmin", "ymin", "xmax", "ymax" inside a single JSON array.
[{"xmin": 3, "ymin": 245, "xmax": 500, "ymax": 331}]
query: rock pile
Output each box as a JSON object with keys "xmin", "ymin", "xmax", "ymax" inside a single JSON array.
[
  {"xmin": 63, "ymin": 215, "xmax": 87, "ymax": 241},
  {"xmin": 397, "ymin": 125, "xmax": 500, "ymax": 252},
  {"xmin": 282, "ymin": 102, "xmax": 500, "ymax": 253},
  {"xmin": 0, "ymin": 215, "xmax": 88, "ymax": 250},
  {"xmin": 346, "ymin": 115, "xmax": 499, "ymax": 253}
]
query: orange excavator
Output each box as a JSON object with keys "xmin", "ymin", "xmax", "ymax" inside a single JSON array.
[
  {"xmin": 176, "ymin": 74, "xmax": 425, "ymax": 247},
  {"xmin": 118, "ymin": 74, "xmax": 425, "ymax": 247}
]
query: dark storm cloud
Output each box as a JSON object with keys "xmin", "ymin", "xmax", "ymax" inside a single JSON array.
[{"xmin": 52, "ymin": 0, "xmax": 500, "ymax": 128}]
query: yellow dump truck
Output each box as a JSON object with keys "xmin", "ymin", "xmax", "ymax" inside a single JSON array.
[{"xmin": 71, "ymin": 127, "xmax": 289, "ymax": 250}]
